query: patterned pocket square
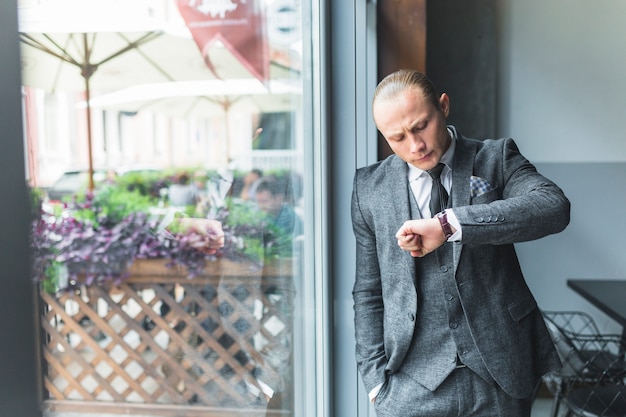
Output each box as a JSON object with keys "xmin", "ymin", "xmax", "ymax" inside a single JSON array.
[{"xmin": 470, "ymin": 176, "xmax": 494, "ymax": 198}]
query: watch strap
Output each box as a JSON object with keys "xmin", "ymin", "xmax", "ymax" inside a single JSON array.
[{"xmin": 436, "ymin": 210, "xmax": 454, "ymax": 239}]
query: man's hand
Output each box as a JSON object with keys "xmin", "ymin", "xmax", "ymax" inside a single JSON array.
[
  {"xmin": 174, "ymin": 218, "xmax": 225, "ymax": 255},
  {"xmin": 395, "ymin": 218, "xmax": 446, "ymax": 257}
]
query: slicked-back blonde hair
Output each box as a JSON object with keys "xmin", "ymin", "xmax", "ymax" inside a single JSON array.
[{"xmin": 372, "ymin": 69, "xmax": 441, "ymax": 111}]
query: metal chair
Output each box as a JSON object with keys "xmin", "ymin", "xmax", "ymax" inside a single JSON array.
[
  {"xmin": 542, "ymin": 311, "xmax": 626, "ymax": 417},
  {"xmin": 564, "ymin": 334, "xmax": 626, "ymax": 416},
  {"xmin": 566, "ymin": 380, "xmax": 626, "ymax": 417}
]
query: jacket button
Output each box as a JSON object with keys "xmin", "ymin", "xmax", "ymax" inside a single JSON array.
[
  {"xmin": 440, "ymin": 266, "xmax": 448, "ymax": 272},
  {"xmin": 449, "ymin": 322, "xmax": 458, "ymax": 329},
  {"xmin": 476, "ymin": 217, "xmax": 484, "ymax": 223},
  {"xmin": 445, "ymin": 292, "xmax": 453, "ymax": 301}
]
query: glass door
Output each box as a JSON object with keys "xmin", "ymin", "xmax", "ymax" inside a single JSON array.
[{"xmin": 20, "ymin": 0, "xmax": 322, "ymax": 415}]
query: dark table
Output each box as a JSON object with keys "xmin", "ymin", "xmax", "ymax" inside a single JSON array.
[{"xmin": 567, "ymin": 279, "xmax": 626, "ymax": 345}]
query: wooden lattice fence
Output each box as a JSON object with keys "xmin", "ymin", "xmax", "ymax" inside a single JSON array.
[{"xmin": 37, "ymin": 259, "xmax": 294, "ymax": 417}]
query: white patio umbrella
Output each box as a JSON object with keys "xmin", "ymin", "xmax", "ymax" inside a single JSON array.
[
  {"xmin": 86, "ymin": 79, "xmax": 300, "ymax": 116},
  {"xmin": 85, "ymin": 78, "xmax": 302, "ymax": 162},
  {"xmin": 18, "ymin": 2, "xmax": 255, "ymax": 92},
  {"xmin": 18, "ymin": 1, "xmax": 292, "ymax": 189}
]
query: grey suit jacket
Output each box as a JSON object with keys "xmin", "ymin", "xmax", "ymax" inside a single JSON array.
[{"xmin": 351, "ymin": 128, "xmax": 570, "ymax": 399}]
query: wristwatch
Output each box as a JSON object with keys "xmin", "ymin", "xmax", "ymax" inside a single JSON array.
[{"xmin": 435, "ymin": 210, "xmax": 454, "ymax": 239}]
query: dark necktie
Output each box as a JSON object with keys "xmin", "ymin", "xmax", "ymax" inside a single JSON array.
[{"xmin": 427, "ymin": 163, "xmax": 448, "ymax": 217}]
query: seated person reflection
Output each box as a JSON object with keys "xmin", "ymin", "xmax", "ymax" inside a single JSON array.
[
  {"xmin": 255, "ymin": 176, "xmax": 303, "ymax": 236},
  {"xmin": 240, "ymin": 168, "xmax": 263, "ymax": 202}
]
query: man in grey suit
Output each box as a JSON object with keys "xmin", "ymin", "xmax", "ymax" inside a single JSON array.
[{"xmin": 351, "ymin": 69, "xmax": 570, "ymax": 416}]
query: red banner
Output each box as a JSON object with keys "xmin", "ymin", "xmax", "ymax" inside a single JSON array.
[{"xmin": 176, "ymin": 0, "xmax": 269, "ymax": 82}]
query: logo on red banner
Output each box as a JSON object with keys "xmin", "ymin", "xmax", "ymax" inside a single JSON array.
[{"xmin": 176, "ymin": 0, "xmax": 269, "ymax": 82}]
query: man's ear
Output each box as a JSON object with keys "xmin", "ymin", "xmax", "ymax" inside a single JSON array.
[{"xmin": 439, "ymin": 93, "xmax": 450, "ymax": 117}]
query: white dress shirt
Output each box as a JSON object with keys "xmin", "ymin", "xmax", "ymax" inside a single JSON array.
[{"xmin": 406, "ymin": 132, "xmax": 461, "ymax": 241}]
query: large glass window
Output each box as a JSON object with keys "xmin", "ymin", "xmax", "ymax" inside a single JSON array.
[{"xmin": 21, "ymin": 0, "xmax": 320, "ymax": 415}]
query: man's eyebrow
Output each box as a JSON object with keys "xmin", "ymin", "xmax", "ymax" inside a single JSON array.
[
  {"xmin": 409, "ymin": 116, "xmax": 428, "ymax": 130},
  {"xmin": 385, "ymin": 130, "xmax": 405, "ymax": 140}
]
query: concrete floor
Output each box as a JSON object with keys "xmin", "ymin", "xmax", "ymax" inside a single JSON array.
[{"xmin": 532, "ymin": 397, "xmax": 557, "ymax": 417}]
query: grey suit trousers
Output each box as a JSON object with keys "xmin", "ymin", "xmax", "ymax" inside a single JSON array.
[{"xmin": 373, "ymin": 366, "xmax": 532, "ymax": 417}]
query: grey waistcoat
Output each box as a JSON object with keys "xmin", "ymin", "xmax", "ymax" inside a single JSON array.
[{"xmin": 400, "ymin": 185, "xmax": 493, "ymax": 391}]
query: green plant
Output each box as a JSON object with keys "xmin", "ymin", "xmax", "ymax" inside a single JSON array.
[
  {"xmin": 81, "ymin": 185, "xmax": 156, "ymax": 224},
  {"xmin": 116, "ymin": 170, "xmax": 170, "ymax": 198},
  {"xmin": 215, "ymin": 199, "xmax": 293, "ymax": 263},
  {"xmin": 30, "ymin": 169, "xmax": 297, "ymax": 292}
]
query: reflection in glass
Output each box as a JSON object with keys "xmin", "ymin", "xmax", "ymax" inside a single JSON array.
[{"xmin": 22, "ymin": 0, "xmax": 312, "ymax": 415}]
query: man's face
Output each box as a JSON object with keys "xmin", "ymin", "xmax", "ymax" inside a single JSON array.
[
  {"xmin": 256, "ymin": 190, "xmax": 282, "ymax": 216},
  {"xmin": 373, "ymin": 88, "xmax": 451, "ymax": 171}
]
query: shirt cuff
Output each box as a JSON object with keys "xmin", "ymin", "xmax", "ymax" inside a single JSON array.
[
  {"xmin": 258, "ymin": 379, "xmax": 274, "ymax": 399},
  {"xmin": 369, "ymin": 383, "xmax": 383, "ymax": 403},
  {"xmin": 445, "ymin": 209, "xmax": 462, "ymax": 242}
]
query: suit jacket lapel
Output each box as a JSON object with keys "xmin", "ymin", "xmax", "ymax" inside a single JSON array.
[
  {"xmin": 385, "ymin": 155, "xmax": 415, "ymax": 222},
  {"xmin": 384, "ymin": 156, "xmax": 418, "ymax": 277},
  {"xmin": 450, "ymin": 134, "xmax": 475, "ymax": 208},
  {"xmin": 450, "ymin": 134, "xmax": 479, "ymax": 270}
]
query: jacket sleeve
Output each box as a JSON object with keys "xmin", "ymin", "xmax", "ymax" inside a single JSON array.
[
  {"xmin": 453, "ymin": 138, "xmax": 570, "ymax": 245},
  {"xmin": 350, "ymin": 171, "xmax": 388, "ymax": 393}
]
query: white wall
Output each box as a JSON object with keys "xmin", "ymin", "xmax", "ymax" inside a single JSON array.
[
  {"xmin": 498, "ymin": 0, "xmax": 626, "ymax": 333},
  {"xmin": 498, "ymin": 0, "xmax": 626, "ymax": 163}
]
